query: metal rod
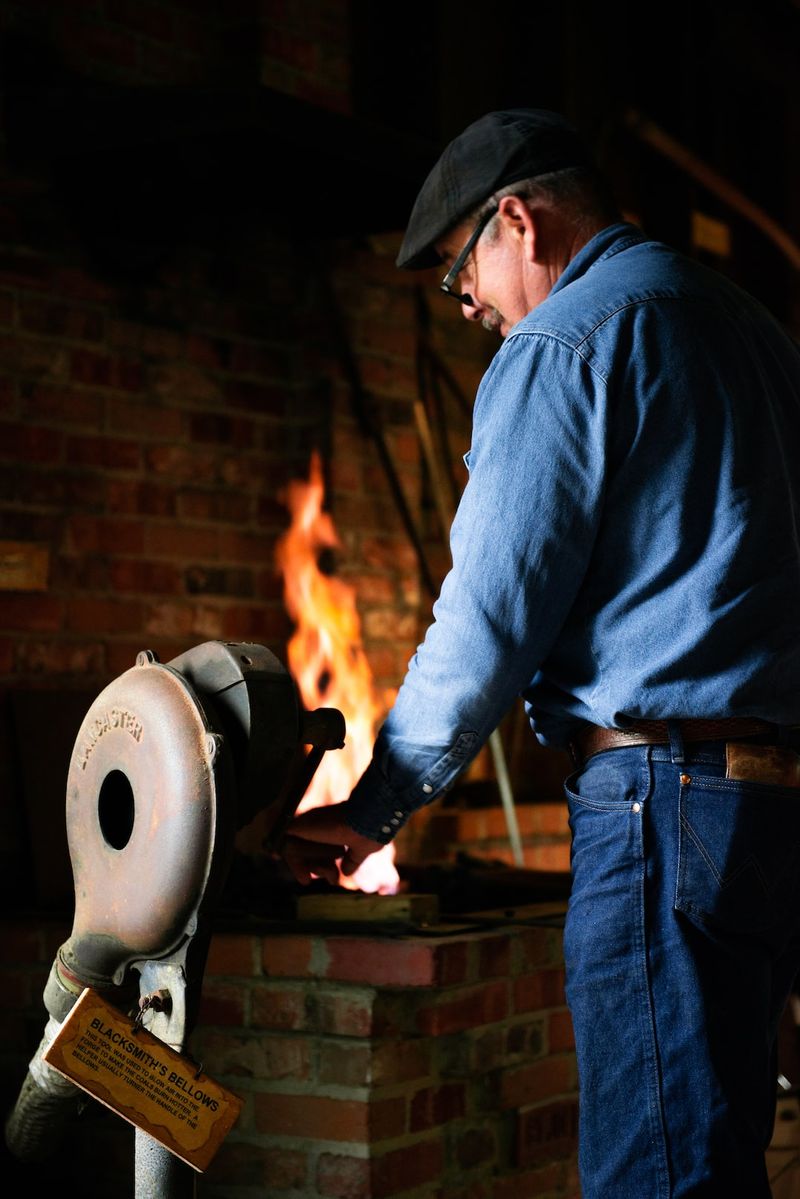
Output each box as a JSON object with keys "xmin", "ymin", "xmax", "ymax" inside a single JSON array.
[
  {"xmin": 135, "ymin": 1131, "xmax": 196, "ymax": 1199},
  {"xmin": 413, "ymin": 399, "xmax": 453, "ymax": 546},
  {"xmin": 488, "ymin": 725, "xmax": 525, "ymax": 867},
  {"xmin": 317, "ymin": 266, "xmax": 440, "ymax": 599}
]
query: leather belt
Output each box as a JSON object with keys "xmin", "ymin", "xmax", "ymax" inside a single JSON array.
[{"xmin": 569, "ymin": 717, "xmax": 779, "ymax": 767}]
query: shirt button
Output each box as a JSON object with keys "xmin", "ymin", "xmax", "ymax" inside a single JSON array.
[
  {"xmin": 422, "ymin": 783, "xmax": 433, "ymax": 794},
  {"xmin": 631, "ymin": 802, "xmax": 641, "ymax": 813}
]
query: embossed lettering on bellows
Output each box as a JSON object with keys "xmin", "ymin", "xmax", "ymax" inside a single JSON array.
[{"xmin": 78, "ymin": 708, "xmax": 143, "ymax": 771}]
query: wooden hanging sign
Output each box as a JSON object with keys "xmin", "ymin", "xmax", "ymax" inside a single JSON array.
[{"xmin": 44, "ymin": 986, "xmax": 242, "ymax": 1172}]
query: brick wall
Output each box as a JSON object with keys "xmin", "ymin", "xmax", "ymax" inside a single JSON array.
[
  {"xmin": 0, "ymin": 0, "xmax": 490, "ymax": 692},
  {"xmin": 0, "ymin": 0, "xmax": 575, "ymax": 931},
  {"xmin": 0, "ymin": 201, "xmax": 510, "ymax": 900},
  {"xmin": 0, "ymin": 0, "xmax": 515, "ymax": 909},
  {"xmin": 0, "ymin": 909, "xmax": 581, "ymax": 1198},
  {"xmin": 0, "ymin": 213, "xmax": 486, "ymax": 693},
  {"xmin": 421, "ymin": 802, "xmax": 571, "ymax": 874},
  {"xmin": 0, "ymin": 0, "xmax": 353, "ymax": 101}
]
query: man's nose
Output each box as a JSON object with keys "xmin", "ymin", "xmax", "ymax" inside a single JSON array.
[{"xmin": 460, "ymin": 294, "xmax": 483, "ymax": 321}]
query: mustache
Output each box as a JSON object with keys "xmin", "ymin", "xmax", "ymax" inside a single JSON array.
[{"xmin": 481, "ymin": 307, "xmax": 504, "ymax": 334}]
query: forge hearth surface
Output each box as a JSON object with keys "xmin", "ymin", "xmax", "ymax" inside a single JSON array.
[
  {"xmin": 215, "ymin": 849, "xmax": 571, "ymax": 931},
  {"xmin": 401, "ymin": 854, "xmax": 571, "ymax": 910}
]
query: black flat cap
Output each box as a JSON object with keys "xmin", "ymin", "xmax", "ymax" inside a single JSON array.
[{"xmin": 397, "ymin": 108, "xmax": 592, "ymax": 270}]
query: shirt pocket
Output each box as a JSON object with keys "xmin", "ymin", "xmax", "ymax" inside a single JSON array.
[{"xmin": 675, "ymin": 773, "xmax": 800, "ymax": 941}]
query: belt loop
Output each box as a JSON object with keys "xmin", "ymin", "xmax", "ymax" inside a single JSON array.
[{"xmin": 667, "ymin": 720, "xmax": 685, "ymax": 764}]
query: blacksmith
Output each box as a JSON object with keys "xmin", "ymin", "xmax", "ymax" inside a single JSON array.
[{"xmin": 283, "ymin": 108, "xmax": 800, "ymax": 1197}]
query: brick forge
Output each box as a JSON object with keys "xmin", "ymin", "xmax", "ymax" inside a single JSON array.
[
  {"xmin": 236, "ymin": 767, "xmax": 581, "ymax": 1198},
  {"xmin": 193, "ymin": 908, "xmax": 579, "ymax": 1198}
]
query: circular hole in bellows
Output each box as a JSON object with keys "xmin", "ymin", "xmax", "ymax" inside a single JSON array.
[{"xmin": 97, "ymin": 769, "xmax": 136, "ymax": 850}]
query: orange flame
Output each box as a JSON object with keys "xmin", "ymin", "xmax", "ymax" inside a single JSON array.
[{"xmin": 275, "ymin": 451, "xmax": 399, "ymax": 895}]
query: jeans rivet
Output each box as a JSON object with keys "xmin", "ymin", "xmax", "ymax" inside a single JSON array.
[
  {"xmin": 632, "ymin": 802, "xmax": 641, "ymax": 813},
  {"xmin": 680, "ymin": 773, "xmax": 692, "ymax": 785}
]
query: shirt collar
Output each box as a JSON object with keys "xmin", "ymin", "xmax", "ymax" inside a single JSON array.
[{"xmin": 548, "ymin": 221, "xmax": 647, "ymax": 298}]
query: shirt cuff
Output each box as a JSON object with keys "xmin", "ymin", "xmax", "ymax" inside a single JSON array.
[
  {"xmin": 343, "ymin": 763, "xmax": 412, "ymax": 843},
  {"xmin": 343, "ymin": 729, "xmax": 481, "ymax": 844}
]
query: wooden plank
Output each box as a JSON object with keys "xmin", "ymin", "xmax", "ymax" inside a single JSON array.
[{"xmin": 296, "ymin": 891, "xmax": 439, "ymax": 925}]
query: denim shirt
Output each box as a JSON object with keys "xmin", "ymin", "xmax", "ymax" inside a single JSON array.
[{"xmin": 345, "ymin": 221, "xmax": 800, "ymax": 844}]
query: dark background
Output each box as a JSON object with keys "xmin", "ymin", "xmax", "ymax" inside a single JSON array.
[{"xmin": 2, "ymin": 1, "xmax": 798, "ymax": 320}]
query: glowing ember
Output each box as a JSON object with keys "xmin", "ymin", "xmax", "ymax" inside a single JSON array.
[{"xmin": 275, "ymin": 451, "xmax": 399, "ymax": 895}]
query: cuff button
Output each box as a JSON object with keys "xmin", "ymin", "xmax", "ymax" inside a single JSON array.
[{"xmin": 422, "ymin": 783, "xmax": 433, "ymax": 794}]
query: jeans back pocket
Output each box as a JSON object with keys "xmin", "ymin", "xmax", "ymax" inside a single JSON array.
[{"xmin": 675, "ymin": 774, "xmax": 800, "ymax": 941}]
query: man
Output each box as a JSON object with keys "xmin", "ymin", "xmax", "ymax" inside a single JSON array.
[{"xmin": 282, "ymin": 109, "xmax": 800, "ymax": 1197}]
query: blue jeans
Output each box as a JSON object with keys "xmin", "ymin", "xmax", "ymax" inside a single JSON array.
[{"xmin": 563, "ymin": 735, "xmax": 800, "ymax": 1197}]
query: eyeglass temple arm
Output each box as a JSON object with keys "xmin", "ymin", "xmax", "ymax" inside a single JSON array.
[{"xmin": 438, "ymin": 204, "xmax": 499, "ymax": 298}]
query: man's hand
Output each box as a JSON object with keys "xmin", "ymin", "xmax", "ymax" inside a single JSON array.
[{"xmin": 280, "ymin": 801, "xmax": 385, "ymax": 886}]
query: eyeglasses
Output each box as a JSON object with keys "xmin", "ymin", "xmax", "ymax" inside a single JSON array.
[{"xmin": 439, "ymin": 204, "xmax": 499, "ymax": 308}]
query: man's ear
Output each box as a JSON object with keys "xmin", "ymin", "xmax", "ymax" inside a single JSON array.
[{"xmin": 497, "ymin": 195, "xmax": 538, "ymax": 262}]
